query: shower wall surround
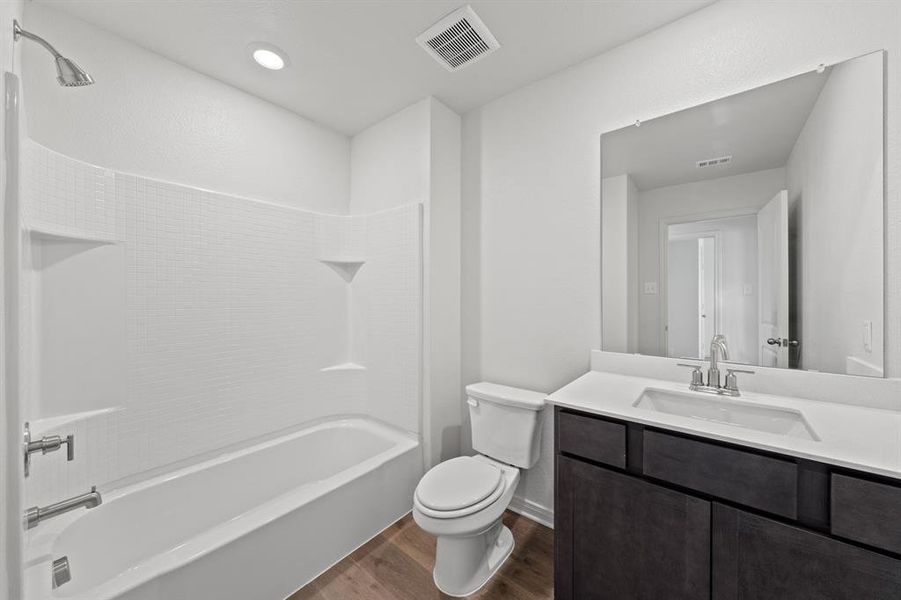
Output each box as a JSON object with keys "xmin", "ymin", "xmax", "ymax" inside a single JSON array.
[{"xmin": 21, "ymin": 141, "xmax": 421, "ymax": 507}]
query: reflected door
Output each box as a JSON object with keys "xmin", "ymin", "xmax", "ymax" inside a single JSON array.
[
  {"xmin": 757, "ymin": 190, "xmax": 789, "ymax": 367},
  {"xmin": 697, "ymin": 237, "xmax": 717, "ymax": 358}
]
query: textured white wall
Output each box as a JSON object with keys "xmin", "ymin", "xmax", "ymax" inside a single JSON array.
[
  {"xmin": 426, "ymin": 99, "xmax": 462, "ymax": 466},
  {"xmin": 22, "ymin": 3, "xmax": 350, "ymax": 214},
  {"xmin": 787, "ymin": 51, "xmax": 884, "ymax": 375},
  {"xmin": 359, "ymin": 204, "xmax": 424, "ymax": 433},
  {"xmin": 350, "ymin": 101, "xmax": 430, "ymax": 213},
  {"xmin": 462, "ymin": 0, "xmax": 901, "ymax": 518}
]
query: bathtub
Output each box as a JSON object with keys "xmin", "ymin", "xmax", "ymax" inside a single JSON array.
[{"xmin": 24, "ymin": 418, "xmax": 422, "ymax": 600}]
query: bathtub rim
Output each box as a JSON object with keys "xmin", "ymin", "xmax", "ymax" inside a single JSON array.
[{"xmin": 24, "ymin": 416, "xmax": 420, "ymax": 600}]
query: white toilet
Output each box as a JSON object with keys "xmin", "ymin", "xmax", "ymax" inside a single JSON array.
[{"xmin": 413, "ymin": 382, "xmax": 545, "ymax": 597}]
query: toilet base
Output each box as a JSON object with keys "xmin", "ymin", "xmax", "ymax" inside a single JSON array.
[{"xmin": 432, "ymin": 521, "xmax": 515, "ymax": 597}]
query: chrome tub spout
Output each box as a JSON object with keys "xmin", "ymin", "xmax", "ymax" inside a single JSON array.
[{"xmin": 25, "ymin": 486, "xmax": 102, "ymax": 529}]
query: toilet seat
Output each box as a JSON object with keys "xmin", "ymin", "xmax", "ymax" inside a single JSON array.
[{"xmin": 415, "ymin": 457, "xmax": 505, "ymax": 519}]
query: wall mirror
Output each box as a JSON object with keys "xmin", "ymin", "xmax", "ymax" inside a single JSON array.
[{"xmin": 601, "ymin": 50, "xmax": 885, "ymax": 377}]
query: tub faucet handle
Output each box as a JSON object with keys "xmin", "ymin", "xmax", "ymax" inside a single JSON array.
[
  {"xmin": 64, "ymin": 434, "xmax": 75, "ymax": 461},
  {"xmin": 23, "ymin": 423, "xmax": 75, "ymax": 477}
]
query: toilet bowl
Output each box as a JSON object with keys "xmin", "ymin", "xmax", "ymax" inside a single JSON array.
[{"xmin": 413, "ymin": 382, "xmax": 545, "ymax": 597}]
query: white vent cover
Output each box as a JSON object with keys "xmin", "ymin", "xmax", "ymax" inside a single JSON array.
[
  {"xmin": 696, "ymin": 155, "xmax": 732, "ymax": 168},
  {"xmin": 416, "ymin": 5, "xmax": 499, "ymax": 72}
]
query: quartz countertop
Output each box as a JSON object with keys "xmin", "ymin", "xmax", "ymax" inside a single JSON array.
[{"xmin": 547, "ymin": 369, "xmax": 901, "ymax": 480}]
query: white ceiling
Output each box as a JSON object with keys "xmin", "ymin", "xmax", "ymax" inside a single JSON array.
[
  {"xmin": 35, "ymin": 0, "xmax": 713, "ymax": 135},
  {"xmin": 602, "ymin": 67, "xmax": 830, "ymax": 190}
]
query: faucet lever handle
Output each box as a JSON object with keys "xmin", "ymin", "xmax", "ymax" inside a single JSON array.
[
  {"xmin": 65, "ymin": 435, "xmax": 74, "ymax": 462},
  {"xmin": 677, "ymin": 363, "xmax": 705, "ymax": 387},
  {"xmin": 724, "ymin": 368, "xmax": 755, "ymax": 392}
]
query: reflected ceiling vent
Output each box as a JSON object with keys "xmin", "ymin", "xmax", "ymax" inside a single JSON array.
[
  {"xmin": 416, "ymin": 5, "xmax": 499, "ymax": 72},
  {"xmin": 696, "ymin": 155, "xmax": 732, "ymax": 168}
]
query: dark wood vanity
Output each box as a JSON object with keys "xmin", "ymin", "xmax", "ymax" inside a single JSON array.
[{"xmin": 554, "ymin": 406, "xmax": 901, "ymax": 599}]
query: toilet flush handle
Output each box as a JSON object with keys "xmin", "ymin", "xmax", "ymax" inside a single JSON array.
[{"xmin": 467, "ymin": 398, "xmax": 479, "ymax": 408}]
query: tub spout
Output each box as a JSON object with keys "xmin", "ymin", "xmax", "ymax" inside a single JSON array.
[{"xmin": 25, "ymin": 486, "xmax": 102, "ymax": 529}]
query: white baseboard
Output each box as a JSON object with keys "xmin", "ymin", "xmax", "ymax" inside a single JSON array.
[{"xmin": 508, "ymin": 495, "xmax": 554, "ymax": 529}]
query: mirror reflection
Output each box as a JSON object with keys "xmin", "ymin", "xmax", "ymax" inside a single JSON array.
[{"xmin": 601, "ymin": 50, "xmax": 884, "ymax": 377}]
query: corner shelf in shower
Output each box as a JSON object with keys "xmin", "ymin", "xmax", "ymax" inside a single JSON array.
[
  {"xmin": 318, "ymin": 257, "xmax": 365, "ymax": 283},
  {"xmin": 320, "ymin": 362, "xmax": 366, "ymax": 373},
  {"xmin": 26, "ymin": 221, "xmax": 120, "ymax": 245}
]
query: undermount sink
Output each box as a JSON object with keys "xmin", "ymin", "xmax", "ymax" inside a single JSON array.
[{"xmin": 633, "ymin": 388, "xmax": 820, "ymax": 441}]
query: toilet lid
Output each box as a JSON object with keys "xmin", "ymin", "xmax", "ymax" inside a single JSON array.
[{"xmin": 415, "ymin": 456, "xmax": 503, "ymax": 512}]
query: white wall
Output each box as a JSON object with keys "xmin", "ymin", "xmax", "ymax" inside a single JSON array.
[
  {"xmin": 1, "ymin": 3, "xmax": 25, "ymax": 598},
  {"xmin": 634, "ymin": 168, "xmax": 784, "ymax": 358},
  {"xmin": 667, "ymin": 238, "xmax": 701, "ymax": 358},
  {"xmin": 349, "ymin": 97, "xmax": 462, "ymax": 468},
  {"xmin": 462, "ymin": 0, "xmax": 901, "ymax": 519},
  {"xmin": 15, "ymin": 3, "xmax": 426, "ymax": 578},
  {"xmin": 427, "ymin": 100, "xmax": 463, "ymax": 466},
  {"xmin": 20, "ymin": 143, "xmax": 422, "ymax": 513},
  {"xmin": 350, "ymin": 100, "xmax": 430, "ymax": 213},
  {"xmin": 22, "ymin": 3, "xmax": 349, "ymax": 213},
  {"xmin": 787, "ymin": 51, "xmax": 884, "ymax": 375},
  {"xmin": 667, "ymin": 215, "xmax": 760, "ymax": 364},
  {"xmin": 601, "ymin": 174, "xmax": 638, "ymax": 353}
]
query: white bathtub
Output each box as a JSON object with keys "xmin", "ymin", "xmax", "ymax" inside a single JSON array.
[{"xmin": 24, "ymin": 418, "xmax": 422, "ymax": 600}]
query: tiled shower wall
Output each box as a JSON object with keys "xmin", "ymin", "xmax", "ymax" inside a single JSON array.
[{"xmin": 21, "ymin": 141, "xmax": 421, "ymax": 506}]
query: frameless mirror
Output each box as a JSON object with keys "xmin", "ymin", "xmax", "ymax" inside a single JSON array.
[{"xmin": 601, "ymin": 50, "xmax": 885, "ymax": 377}]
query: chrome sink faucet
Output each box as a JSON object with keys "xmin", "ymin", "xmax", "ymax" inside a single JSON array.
[
  {"xmin": 708, "ymin": 334, "xmax": 729, "ymax": 388},
  {"xmin": 678, "ymin": 335, "xmax": 754, "ymax": 397}
]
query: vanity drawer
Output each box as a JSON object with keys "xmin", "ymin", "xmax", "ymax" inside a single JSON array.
[
  {"xmin": 643, "ymin": 430, "xmax": 798, "ymax": 519},
  {"xmin": 557, "ymin": 411, "xmax": 626, "ymax": 468},
  {"xmin": 831, "ymin": 474, "xmax": 901, "ymax": 554}
]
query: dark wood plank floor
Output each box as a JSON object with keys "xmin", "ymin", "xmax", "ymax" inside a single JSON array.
[{"xmin": 289, "ymin": 511, "xmax": 554, "ymax": 600}]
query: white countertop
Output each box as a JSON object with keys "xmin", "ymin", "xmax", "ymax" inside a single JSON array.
[{"xmin": 547, "ymin": 370, "xmax": 901, "ymax": 480}]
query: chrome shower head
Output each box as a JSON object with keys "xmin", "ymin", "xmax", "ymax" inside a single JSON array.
[
  {"xmin": 13, "ymin": 20, "xmax": 94, "ymax": 87},
  {"xmin": 54, "ymin": 56, "xmax": 93, "ymax": 87}
]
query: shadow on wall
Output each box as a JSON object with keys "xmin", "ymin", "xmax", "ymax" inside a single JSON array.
[{"xmin": 439, "ymin": 425, "xmax": 462, "ymax": 463}]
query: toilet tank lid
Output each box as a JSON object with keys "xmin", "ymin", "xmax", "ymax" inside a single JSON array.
[{"xmin": 465, "ymin": 382, "xmax": 546, "ymax": 410}]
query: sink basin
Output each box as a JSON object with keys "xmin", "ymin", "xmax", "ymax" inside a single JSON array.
[{"xmin": 633, "ymin": 388, "xmax": 819, "ymax": 441}]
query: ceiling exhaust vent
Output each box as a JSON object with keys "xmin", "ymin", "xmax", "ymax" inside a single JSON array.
[
  {"xmin": 416, "ymin": 5, "xmax": 499, "ymax": 72},
  {"xmin": 696, "ymin": 155, "xmax": 732, "ymax": 168}
]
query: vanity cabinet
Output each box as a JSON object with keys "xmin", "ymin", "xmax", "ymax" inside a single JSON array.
[
  {"xmin": 554, "ymin": 407, "xmax": 901, "ymax": 600},
  {"xmin": 712, "ymin": 504, "xmax": 901, "ymax": 599},
  {"xmin": 558, "ymin": 456, "xmax": 710, "ymax": 599}
]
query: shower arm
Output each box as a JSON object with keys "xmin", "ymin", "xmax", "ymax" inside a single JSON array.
[{"xmin": 13, "ymin": 20, "xmax": 64, "ymax": 59}]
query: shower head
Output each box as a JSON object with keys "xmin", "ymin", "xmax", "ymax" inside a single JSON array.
[
  {"xmin": 53, "ymin": 56, "xmax": 93, "ymax": 87},
  {"xmin": 13, "ymin": 20, "xmax": 94, "ymax": 87}
]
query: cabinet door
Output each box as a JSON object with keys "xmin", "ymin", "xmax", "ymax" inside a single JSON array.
[
  {"xmin": 556, "ymin": 456, "xmax": 710, "ymax": 600},
  {"xmin": 713, "ymin": 503, "xmax": 901, "ymax": 599}
]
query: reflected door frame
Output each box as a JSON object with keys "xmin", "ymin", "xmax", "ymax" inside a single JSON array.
[{"xmin": 658, "ymin": 207, "xmax": 757, "ymax": 358}]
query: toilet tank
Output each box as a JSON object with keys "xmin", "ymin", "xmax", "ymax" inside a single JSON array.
[{"xmin": 466, "ymin": 382, "xmax": 546, "ymax": 468}]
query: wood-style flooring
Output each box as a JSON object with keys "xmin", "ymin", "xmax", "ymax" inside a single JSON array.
[{"xmin": 289, "ymin": 511, "xmax": 554, "ymax": 600}]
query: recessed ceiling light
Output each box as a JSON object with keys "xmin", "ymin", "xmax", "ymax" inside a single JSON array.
[{"xmin": 249, "ymin": 43, "xmax": 288, "ymax": 70}]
